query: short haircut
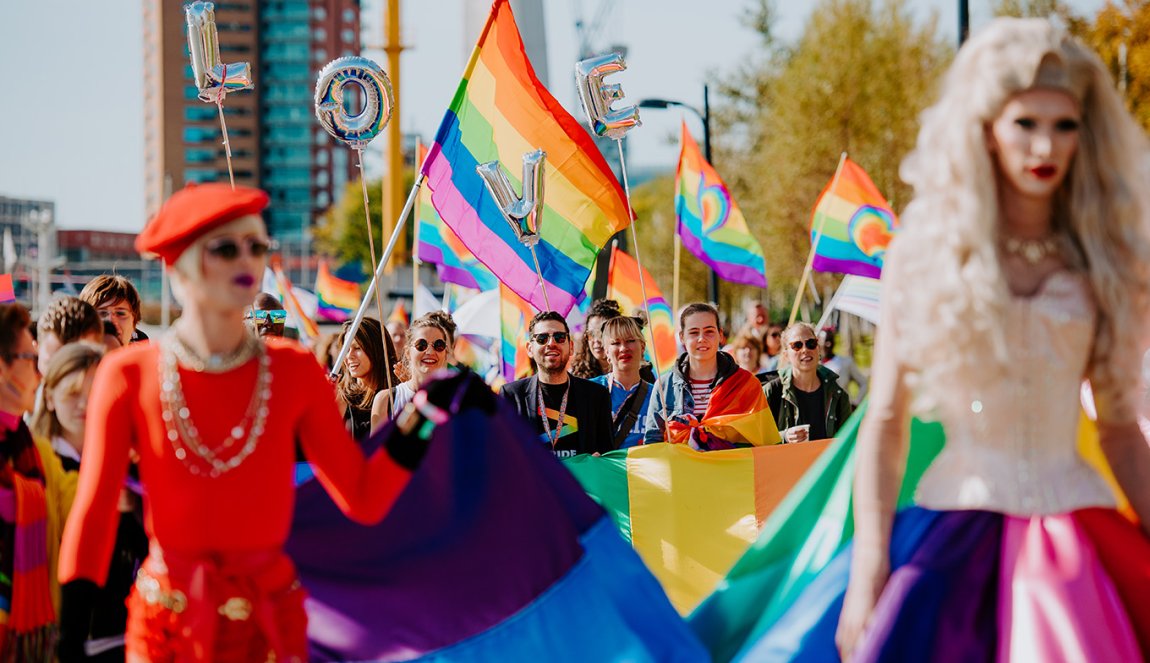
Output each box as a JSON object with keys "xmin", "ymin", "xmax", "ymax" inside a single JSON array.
[
  {"xmin": 0, "ymin": 304, "xmax": 31, "ymax": 362},
  {"xmin": 37, "ymin": 297, "xmax": 102, "ymax": 343},
  {"xmin": 253, "ymin": 292, "xmax": 284, "ymax": 311},
  {"xmin": 783, "ymin": 322, "xmax": 817, "ymax": 344},
  {"xmin": 79, "ymin": 275, "xmax": 142, "ymax": 324},
  {"xmin": 599, "ymin": 315, "xmax": 645, "ymax": 345},
  {"xmin": 528, "ymin": 311, "xmax": 569, "ymax": 335},
  {"xmin": 679, "ymin": 302, "xmax": 720, "ymax": 331}
]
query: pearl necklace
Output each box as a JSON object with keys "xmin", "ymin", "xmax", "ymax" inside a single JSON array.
[
  {"xmin": 167, "ymin": 331, "xmax": 260, "ymax": 373},
  {"xmin": 1001, "ymin": 234, "xmax": 1061, "ymax": 265},
  {"xmin": 159, "ymin": 336, "xmax": 272, "ymax": 478}
]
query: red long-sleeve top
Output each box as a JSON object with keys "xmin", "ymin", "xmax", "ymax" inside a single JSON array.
[{"xmin": 59, "ymin": 339, "xmax": 410, "ymax": 585}]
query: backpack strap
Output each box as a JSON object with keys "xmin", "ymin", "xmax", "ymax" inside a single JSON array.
[{"xmin": 613, "ymin": 381, "xmax": 651, "ymax": 447}]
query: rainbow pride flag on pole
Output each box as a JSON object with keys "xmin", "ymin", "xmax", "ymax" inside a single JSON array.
[
  {"xmin": 606, "ymin": 247, "xmax": 676, "ymax": 375},
  {"xmin": 810, "ymin": 157, "xmax": 898, "ymax": 278},
  {"xmin": 675, "ymin": 122, "xmax": 767, "ymax": 288},
  {"xmin": 415, "ymin": 143, "xmax": 499, "ymax": 292},
  {"xmin": 420, "ymin": 0, "xmax": 631, "ymax": 315},
  {"xmin": 499, "ymin": 283, "xmax": 534, "ymax": 384},
  {"xmin": 314, "ymin": 260, "xmax": 359, "ymax": 322}
]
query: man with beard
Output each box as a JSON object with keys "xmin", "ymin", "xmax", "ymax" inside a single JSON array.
[{"xmin": 500, "ymin": 311, "xmax": 613, "ymax": 458}]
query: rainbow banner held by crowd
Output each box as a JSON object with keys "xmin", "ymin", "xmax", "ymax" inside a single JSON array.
[
  {"xmin": 810, "ymin": 157, "xmax": 899, "ymax": 279},
  {"xmin": 420, "ymin": 0, "xmax": 631, "ymax": 315},
  {"xmin": 675, "ymin": 122, "xmax": 767, "ymax": 288}
]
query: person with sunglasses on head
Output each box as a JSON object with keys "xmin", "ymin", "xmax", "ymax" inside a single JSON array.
[
  {"xmin": 763, "ymin": 322, "xmax": 852, "ymax": 444},
  {"xmin": 79, "ymin": 275, "xmax": 149, "ymax": 347},
  {"xmin": 644, "ymin": 302, "xmax": 778, "ymax": 449},
  {"xmin": 247, "ymin": 292, "xmax": 288, "ymax": 339},
  {"xmin": 378, "ymin": 314, "xmax": 453, "ymax": 431},
  {"xmin": 499, "ymin": 311, "xmax": 613, "ymax": 458},
  {"xmin": 56, "ymin": 183, "xmax": 425, "ymax": 663}
]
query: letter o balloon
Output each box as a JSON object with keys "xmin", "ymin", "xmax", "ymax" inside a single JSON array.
[{"xmin": 314, "ymin": 56, "xmax": 395, "ymax": 150}]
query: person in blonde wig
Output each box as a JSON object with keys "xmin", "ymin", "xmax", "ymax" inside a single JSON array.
[{"xmin": 727, "ymin": 19, "xmax": 1150, "ymax": 662}]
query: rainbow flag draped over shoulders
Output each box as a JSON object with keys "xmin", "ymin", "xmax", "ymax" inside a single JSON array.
[
  {"xmin": 314, "ymin": 260, "xmax": 359, "ymax": 323},
  {"xmin": 499, "ymin": 283, "xmax": 533, "ymax": 384},
  {"xmin": 675, "ymin": 122, "xmax": 767, "ymax": 288},
  {"xmin": 810, "ymin": 157, "xmax": 898, "ymax": 278},
  {"xmin": 606, "ymin": 247, "xmax": 676, "ymax": 375},
  {"xmin": 420, "ymin": 0, "xmax": 631, "ymax": 315},
  {"xmin": 565, "ymin": 440, "xmax": 831, "ymax": 615},
  {"xmin": 415, "ymin": 144, "xmax": 499, "ymax": 292}
]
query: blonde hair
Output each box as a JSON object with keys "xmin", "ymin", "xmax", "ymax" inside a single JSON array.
[
  {"xmin": 31, "ymin": 342, "xmax": 104, "ymax": 441},
  {"xmin": 893, "ymin": 18, "xmax": 1150, "ymax": 411}
]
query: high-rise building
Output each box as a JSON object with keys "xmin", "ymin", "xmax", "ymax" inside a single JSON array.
[{"xmin": 143, "ymin": 0, "xmax": 361, "ymax": 283}]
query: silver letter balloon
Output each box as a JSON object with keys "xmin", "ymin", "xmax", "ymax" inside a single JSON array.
[
  {"xmin": 575, "ymin": 53, "xmax": 641, "ymax": 141},
  {"xmin": 314, "ymin": 56, "xmax": 395, "ymax": 150}
]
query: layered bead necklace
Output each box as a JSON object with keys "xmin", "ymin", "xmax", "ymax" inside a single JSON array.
[{"xmin": 159, "ymin": 332, "xmax": 272, "ymax": 478}]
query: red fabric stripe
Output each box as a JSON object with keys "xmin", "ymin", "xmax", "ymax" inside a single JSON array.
[{"xmin": 1075, "ymin": 508, "xmax": 1150, "ymax": 660}]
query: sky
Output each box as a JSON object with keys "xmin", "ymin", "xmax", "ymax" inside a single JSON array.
[{"xmin": 0, "ymin": 0, "xmax": 1103, "ymax": 234}]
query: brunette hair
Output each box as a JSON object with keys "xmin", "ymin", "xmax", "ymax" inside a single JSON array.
[
  {"xmin": 78, "ymin": 275, "xmax": 142, "ymax": 325},
  {"xmin": 336, "ymin": 318, "xmax": 398, "ymax": 410},
  {"xmin": 396, "ymin": 313, "xmax": 453, "ymax": 382}
]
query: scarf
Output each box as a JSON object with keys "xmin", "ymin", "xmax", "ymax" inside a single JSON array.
[
  {"xmin": 666, "ymin": 369, "xmax": 780, "ymax": 450},
  {"xmin": 0, "ymin": 417, "xmax": 55, "ymax": 662}
]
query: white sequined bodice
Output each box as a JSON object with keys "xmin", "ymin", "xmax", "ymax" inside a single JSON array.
[{"xmin": 916, "ymin": 271, "xmax": 1116, "ymax": 516}]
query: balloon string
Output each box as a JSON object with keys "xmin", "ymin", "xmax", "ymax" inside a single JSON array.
[
  {"xmin": 356, "ymin": 149, "xmax": 394, "ymax": 410},
  {"xmin": 528, "ymin": 243, "xmax": 551, "ymax": 311},
  {"xmin": 616, "ymin": 138, "xmax": 668, "ymax": 429},
  {"xmin": 216, "ymin": 95, "xmax": 235, "ymax": 190}
]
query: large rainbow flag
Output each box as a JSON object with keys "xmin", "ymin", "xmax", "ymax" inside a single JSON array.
[
  {"xmin": 415, "ymin": 144, "xmax": 499, "ymax": 292},
  {"xmin": 810, "ymin": 157, "xmax": 899, "ymax": 279},
  {"xmin": 287, "ymin": 372, "xmax": 707, "ymax": 661},
  {"xmin": 606, "ymin": 246, "xmax": 676, "ymax": 375},
  {"xmin": 675, "ymin": 122, "xmax": 767, "ymax": 288},
  {"xmin": 420, "ymin": 0, "xmax": 631, "ymax": 315},
  {"xmin": 499, "ymin": 283, "xmax": 534, "ymax": 384},
  {"xmin": 565, "ymin": 440, "xmax": 831, "ymax": 615},
  {"xmin": 315, "ymin": 260, "xmax": 359, "ymax": 322}
]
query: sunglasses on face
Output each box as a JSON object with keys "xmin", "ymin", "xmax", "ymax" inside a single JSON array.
[
  {"xmin": 246, "ymin": 309, "xmax": 287, "ymax": 323},
  {"xmin": 413, "ymin": 338, "xmax": 448, "ymax": 353},
  {"xmin": 789, "ymin": 338, "xmax": 819, "ymax": 351},
  {"xmin": 531, "ymin": 332, "xmax": 569, "ymax": 345},
  {"xmin": 205, "ymin": 237, "xmax": 272, "ymax": 260},
  {"xmin": 768, "ymin": 331, "xmax": 781, "ymax": 338}
]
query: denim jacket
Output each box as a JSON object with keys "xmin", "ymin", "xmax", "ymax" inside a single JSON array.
[{"xmin": 642, "ymin": 351, "xmax": 740, "ymax": 444}]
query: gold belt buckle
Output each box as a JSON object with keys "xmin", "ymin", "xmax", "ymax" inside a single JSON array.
[
  {"xmin": 135, "ymin": 571, "xmax": 187, "ymax": 614},
  {"xmin": 218, "ymin": 596, "xmax": 253, "ymax": 621}
]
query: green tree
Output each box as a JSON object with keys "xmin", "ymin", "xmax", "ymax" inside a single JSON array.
[
  {"xmin": 712, "ymin": 0, "xmax": 950, "ymax": 319},
  {"xmin": 313, "ymin": 173, "xmax": 416, "ymax": 274}
]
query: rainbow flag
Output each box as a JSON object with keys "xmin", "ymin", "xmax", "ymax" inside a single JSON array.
[
  {"xmin": 315, "ymin": 260, "xmax": 359, "ymax": 322},
  {"xmin": 810, "ymin": 157, "xmax": 899, "ymax": 279},
  {"xmin": 675, "ymin": 122, "xmax": 766, "ymax": 288},
  {"xmin": 605, "ymin": 247, "xmax": 676, "ymax": 375},
  {"xmin": 420, "ymin": 0, "xmax": 631, "ymax": 315},
  {"xmin": 499, "ymin": 283, "xmax": 533, "ymax": 383},
  {"xmin": 388, "ymin": 300, "xmax": 409, "ymax": 327},
  {"xmin": 565, "ymin": 440, "xmax": 831, "ymax": 615},
  {"xmin": 270, "ymin": 259, "xmax": 320, "ymax": 341},
  {"xmin": 415, "ymin": 144, "xmax": 499, "ymax": 292},
  {"xmin": 0, "ymin": 274, "xmax": 13, "ymax": 304}
]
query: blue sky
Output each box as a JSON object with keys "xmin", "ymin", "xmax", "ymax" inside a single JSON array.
[{"xmin": 0, "ymin": 0, "xmax": 1102, "ymax": 233}]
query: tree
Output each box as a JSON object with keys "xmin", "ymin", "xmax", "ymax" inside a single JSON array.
[
  {"xmin": 711, "ymin": 0, "xmax": 951, "ymax": 318},
  {"xmin": 1079, "ymin": 1, "xmax": 1150, "ymax": 131},
  {"xmin": 313, "ymin": 173, "xmax": 416, "ymax": 275}
]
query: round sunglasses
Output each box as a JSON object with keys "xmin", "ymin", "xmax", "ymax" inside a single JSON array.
[{"xmin": 413, "ymin": 338, "xmax": 448, "ymax": 353}]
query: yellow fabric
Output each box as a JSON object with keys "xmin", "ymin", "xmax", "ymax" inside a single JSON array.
[
  {"xmin": 625, "ymin": 441, "xmax": 829, "ymax": 614},
  {"xmin": 1076, "ymin": 411, "xmax": 1131, "ymax": 515},
  {"xmin": 33, "ymin": 435, "xmax": 77, "ymax": 617},
  {"xmin": 707, "ymin": 409, "xmax": 782, "ymax": 446}
]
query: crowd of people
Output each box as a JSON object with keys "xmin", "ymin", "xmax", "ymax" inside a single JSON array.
[{"xmin": 0, "ymin": 16, "xmax": 1144, "ymax": 662}]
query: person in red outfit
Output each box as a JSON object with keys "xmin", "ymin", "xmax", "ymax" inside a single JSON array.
[{"xmin": 57, "ymin": 183, "xmax": 423, "ymax": 663}]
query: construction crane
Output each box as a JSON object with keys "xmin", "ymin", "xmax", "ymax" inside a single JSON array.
[{"xmin": 573, "ymin": 0, "xmax": 621, "ymax": 60}]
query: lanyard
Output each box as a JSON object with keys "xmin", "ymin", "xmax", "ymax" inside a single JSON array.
[
  {"xmin": 608, "ymin": 376, "xmax": 639, "ymax": 421},
  {"xmin": 536, "ymin": 379, "xmax": 570, "ymax": 449}
]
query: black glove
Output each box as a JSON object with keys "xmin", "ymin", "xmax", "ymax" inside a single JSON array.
[{"xmin": 58, "ymin": 579, "xmax": 98, "ymax": 662}]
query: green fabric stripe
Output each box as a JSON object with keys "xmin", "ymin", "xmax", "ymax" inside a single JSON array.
[{"xmin": 564, "ymin": 449, "xmax": 633, "ymax": 543}]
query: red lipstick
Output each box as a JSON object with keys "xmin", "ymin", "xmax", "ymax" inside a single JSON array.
[{"xmin": 1031, "ymin": 165, "xmax": 1057, "ymax": 179}]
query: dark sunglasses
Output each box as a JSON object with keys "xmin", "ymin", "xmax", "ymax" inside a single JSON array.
[
  {"xmin": 768, "ymin": 331, "xmax": 781, "ymax": 338},
  {"xmin": 789, "ymin": 338, "xmax": 819, "ymax": 351},
  {"xmin": 531, "ymin": 331, "xmax": 569, "ymax": 345},
  {"xmin": 246, "ymin": 309, "xmax": 287, "ymax": 323},
  {"xmin": 205, "ymin": 237, "xmax": 272, "ymax": 260},
  {"xmin": 413, "ymin": 338, "xmax": 448, "ymax": 353}
]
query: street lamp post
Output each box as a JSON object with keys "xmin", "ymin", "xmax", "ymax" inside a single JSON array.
[
  {"xmin": 637, "ymin": 85, "xmax": 721, "ymax": 306},
  {"xmin": 958, "ymin": 0, "xmax": 970, "ymax": 47},
  {"xmin": 24, "ymin": 208, "xmax": 54, "ymax": 317}
]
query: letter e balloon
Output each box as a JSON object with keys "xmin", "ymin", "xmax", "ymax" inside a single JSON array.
[{"xmin": 575, "ymin": 53, "xmax": 641, "ymax": 140}]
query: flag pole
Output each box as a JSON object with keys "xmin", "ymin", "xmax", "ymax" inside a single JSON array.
[
  {"xmin": 332, "ymin": 174, "xmax": 426, "ymax": 378},
  {"xmin": 672, "ymin": 232, "xmax": 681, "ymax": 316},
  {"xmin": 789, "ymin": 151, "xmax": 847, "ymax": 326},
  {"xmin": 412, "ymin": 140, "xmax": 423, "ymax": 307}
]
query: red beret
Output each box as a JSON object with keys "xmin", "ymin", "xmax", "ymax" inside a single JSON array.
[{"xmin": 136, "ymin": 183, "xmax": 269, "ymax": 263}]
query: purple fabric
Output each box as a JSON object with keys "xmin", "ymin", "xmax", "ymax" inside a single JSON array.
[
  {"xmin": 853, "ymin": 509, "xmax": 1001, "ymax": 662},
  {"xmin": 677, "ymin": 222, "xmax": 769, "ymax": 287},
  {"xmin": 286, "ymin": 395, "xmax": 604, "ymax": 662},
  {"xmin": 811, "ymin": 254, "xmax": 882, "ymax": 279}
]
